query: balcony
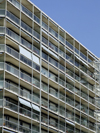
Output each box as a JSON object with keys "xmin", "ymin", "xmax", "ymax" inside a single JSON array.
[
  {"xmin": 3, "ymin": 99, "xmax": 40, "ymax": 122},
  {"xmin": 9, "ymin": 0, "xmax": 20, "ymax": 9},
  {"xmin": 49, "ymin": 103, "xmax": 58, "ymax": 113},
  {"xmin": 41, "ymin": 116, "xmax": 65, "ymax": 132},
  {"xmin": 49, "ymin": 27, "xmax": 58, "ymax": 38},
  {"xmin": 42, "ymin": 21, "xmax": 48, "ymax": 30},
  {"xmin": 41, "ymin": 83, "xmax": 48, "ymax": 93},
  {"xmin": 20, "ymin": 89, "xmax": 31, "ymax": 101},
  {"xmin": 0, "ymin": 9, "xmax": 5, "ymax": 15},
  {"xmin": 66, "ymin": 97, "xmax": 74, "ymax": 106},
  {"xmin": 32, "ymin": 94, "xmax": 40, "ymax": 104},
  {"xmin": 41, "ymin": 98, "xmax": 48, "ymax": 108},
  {"xmin": 59, "ymin": 93, "xmax": 65, "ymax": 102},
  {"xmin": 34, "ymin": 15, "xmax": 40, "ymax": 24},
  {"xmin": 49, "ymin": 87, "xmax": 58, "ymax": 98},
  {"xmin": 3, "ymin": 119, "xmax": 18, "ymax": 131}
]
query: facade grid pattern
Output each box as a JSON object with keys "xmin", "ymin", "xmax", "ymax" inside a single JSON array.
[{"xmin": 0, "ymin": 0, "xmax": 100, "ymax": 133}]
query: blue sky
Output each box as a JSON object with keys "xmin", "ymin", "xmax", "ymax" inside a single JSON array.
[{"xmin": 31, "ymin": 0, "xmax": 100, "ymax": 58}]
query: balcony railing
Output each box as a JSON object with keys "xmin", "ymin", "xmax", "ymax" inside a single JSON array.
[
  {"xmin": 3, "ymin": 119, "xmax": 18, "ymax": 131},
  {"xmin": 32, "ymin": 94, "xmax": 40, "ymax": 104},
  {"xmin": 41, "ymin": 116, "xmax": 65, "ymax": 132},
  {"xmin": 34, "ymin": 15, "xmax": 40, "ymax": 24},
  {"xmin": 42, "ymin": 21, "xmax": 48, "ymax": 30},
  {"xmin": 9, "ymin": 0, "xmax": 20, "ymax": 9},
  {"xmin": 7, "ymin": 11, "xmax": 20, "ymax": 25},
  {"xmin": 20, "ymin": 89, "xmax": 31, "ymax": 101},
  {"xmin": 4, "ymin": 99, "xmax": 40, "ymax": 122},
  {"xmin": 0, "ymin": 27, "xmax": 5, "ymax": 34},
  {"xmin": 41, "ymin": 83, "xmax": 48, "ymax": 92},
  {"xmin": 0, "ymin": 9, "xmax": 5, "ymax": 15}
]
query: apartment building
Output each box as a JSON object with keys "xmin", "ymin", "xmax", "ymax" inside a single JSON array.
[{"xmin": 0, "ymin": 0, "xmax": 100, "ymax": 133}]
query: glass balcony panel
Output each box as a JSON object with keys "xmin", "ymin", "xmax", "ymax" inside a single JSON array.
[
  {"xmin": 6, "ymin": 28, "xmax": 20, "ymax": 42},
  {"xmin": 49, "ymin": 87, "xmax": 58, "ymax": 97},
  {"xmin": 19, "ymin": 107, "xmax": 31, "ymax": 118},
  {"xmin": 81, "ymin": 105, "xmax": 88, "ymax": 113},
  {"xmin": 41, "ymin": 116, "xmax": 48, "ymax": 124},
  {"xmin": 6, "ymin": 45, "xmax": 19, "ymax": 59},
  {"xmin": 5, "ymin": 82, "xmax": 18, "ymax": 94},
  {"xmin": 0, "ymin": 99, "xmax": 3, "ymax": 106},
  {"xmin": 20, "ymin": 72, "xmax": 31, "ymax": 83},
  {"xmin": 59, "ymin": 78, "xmax": 65, "ymax": 86},
  {"xmin": 33, "ymin": 46, "xmax": 40, "ymax": 55},
  {"xmin": 75, "ymin": 47, "xmax": 79, "ymax": 54},
  {"xmin": 49, "ymin": 57, "xmax": 58, "ymax": 67},
  {"xmin": 0, "ymin": 62, "xmax": 4, "ymax": 69},
  {"xmin": 49, "ymin": 42, "xmax": 58, "ymax": 52},
  {"xmin": 32, "ymin": 78, "xmax": 40, "ymax": 88},
  {"xmin": 59, "ymin": 93, "xmax": 65, "ymax": 101},
  {"xmin": 21, "ymin": 38, "xmax": 32, "ymax": 50},
  {"xmin": 59, "ymin": 108, "xmax": 65, "ymax": 117},
  {"xmin": 42, "ymin": 52, "xmax": 48, "ymax": 60},
  {"xmin": 21, "ymin": 5, "xmax": 32, "ymax": 18},
  {"xmin": 66, "ymin": 69, "xmax": 74, "ymax": 78},
  {"xmin": 66, "ymin": 83, "xmax": 74, "ymax": 92},
  {"xmin": 0, "ymin": 44, "xmax": 5, "ymax": 51},
  {"xmin": 0, "ymin": 9, "xmax": 5, "ymax": 15},
  {"xmin": 33, "ymin": 62, "xmax": 40, "ymax": 71},
  {"xmin": 20, "ymin": 89, "xmax": 31, "ymax": 100},
  {"xmin": 0, "ymin": 27, "xmax": 5, "ymax": 33},
  {"xmin": 75, "ymin": 117, "xmax": 80, "ymax": 124},
  {"xmin": 75, "ymin": 74, "xmax": 80, "ymax": 81},
  {"xmin": 66, "ymin": 41, "xmax": 73, "ymax": 50},
  {"xmin": 7, "ymin": 11, "xmax": 20, "ymax": 25},
  {"xmin": 34, "ymin": 15, "xmax": 40, "ymax": 24},
  {"xmin": 49, "ymin": 119, "xmax": 58, "ymax": 128},
  {"xmin": 49, "ymin": 72, "xmax": 58, "ymax": 82},
  {"xmin": 59, "ymin": 123, "xmax": 65, "ymax": 132},
  {"xmin": 21, "ymin": 21, "xmax": 32, "ymax": 34},
  {"xmin": 41, "ymin": 98, "xmax": 48, "ymax": 108},
  {"xmin": 66, "ymin": 112, "xmax": 74, "ymax": 121},
  {"xmin": 33, "ymin": 30, "xmax": 40, "ymax": 39},
  {"xmin": 19, "ymin": 124, "xmax": 31, "ymax": 133},
  {"xmin": 32, "ymin": 112, "xmax": 39, "ymax": 121},
  {"xmin": 0, "ymin": 81, "xmax": 4, "ymax": 88},
  {"xmin": 75, "ymin": 61, "xmax": 79, "ymax": 67},
  {"xmin": 89, "ymin": 110, "xmax": 94, "ymax": 117},
  {"xmin": 59, "ymin": 35, "xmax": 64, "ymax": 43},
  {"xmin": 49, "ymin": 103, "xmax": 58, "ymax": 113},
  {"xmin": 81, "ymin": 92, "xmax": 88, "ymax": 100},
  {"xmin": 5, "ymin": 63, "xmax": 19, "ymax": 77},
  {"xmin": 41, "ymin": 83, "xmax": 48, "ymax": 92},
  {"xmin": 89, "ymin": 97, "xmax": 94, "ymax": 104},
  {"xmin": 66, "ymin": 97, "xmax": 74, "ymax": 106},
  {"xmin": 49, "ymin": 27, "xmax": 58, "ymax": 38},
  {"xmin": 81, "ymin": 119, "xmax": 88, "ymax": 127},
  {"xmin": 9, "ymin": 0, "xmax": 20, "ymax": 9},
  {"xmin": 32, "ymin": 94, "xmax": 40, "ymax": 104},
  {"xmin": 59, "ymin": 64, "xmax": 65, "ymax": 72},
  {"xmin": 4, "ymin": 119, "xmax": 18, "ymax": 131},
  {"xmin": 4, "ymin": 100, "xmax": 18, "ymax": 112},
  {"xmin": 59, "ymin": 49, "xmax": 65, "ymax": 58},
  {"xmin": 42, "ymin": 36, "xmax": 48, "ymax": 45},
  {"xmin": 88, "ymin": 83, "xmax": 94, "ymax": 91},
  {"xmin": 80, "ymin": 52, "xmax": 87, "ymax": 61},
  {"xmin": 41, "ymin": 68, "xmax": 48, "ymax": 77},
  {"xmin": 42, "ymin": 21, "xmax": 48, "ymax": 30}
]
